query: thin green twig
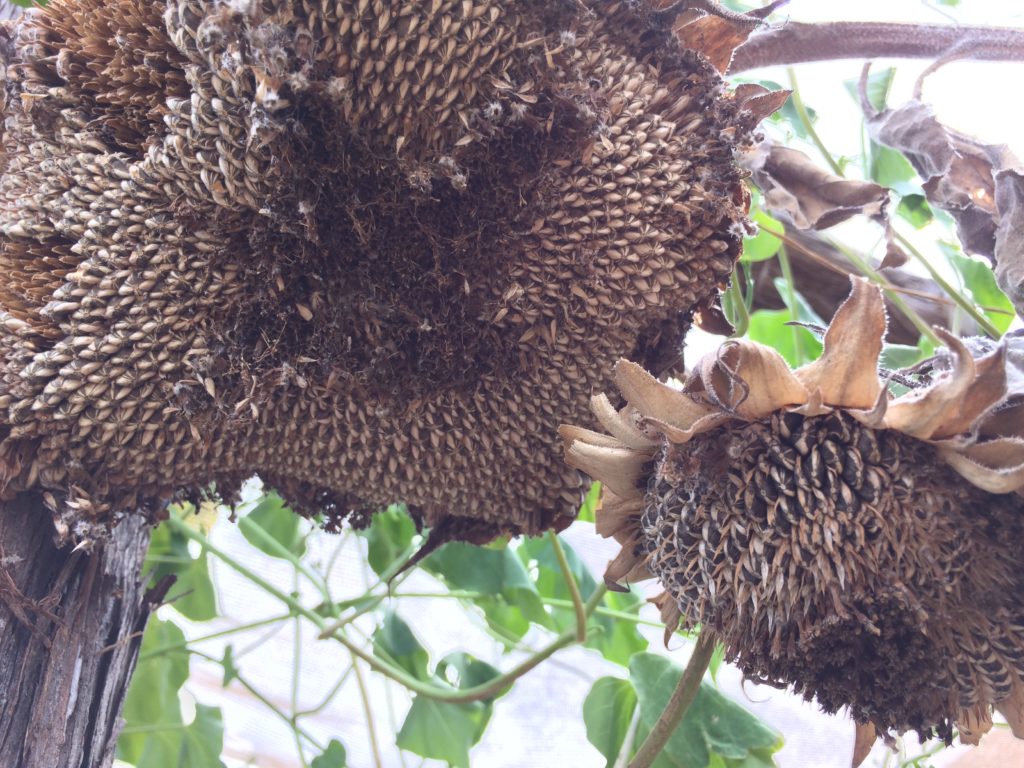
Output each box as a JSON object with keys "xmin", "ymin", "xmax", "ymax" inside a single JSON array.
[
  {"xmin": 894, "ymin": 231, "xmax": 1001, "ymax": 338},
  {"xmin": 329, "ymin": 586, "xmax": 608, "ymax": 704},
  {"xmin": 352, "ymin": 656, "xmax": 384, "ymax": 768},
  {"xmin": 140, "ymin": 612, "xmax": 295, "ymax": 660},
  {"xmin": 548, "ymin": 531, "xmax": 588, "ymax": 642},
  {"xmin": 787, "ymin": 68, "xmax": 843, "ymax": 176}
]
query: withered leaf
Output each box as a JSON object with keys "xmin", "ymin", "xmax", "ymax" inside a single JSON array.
[
  {"xmin": 747, "ymin": 143, "xmax": 889, "ymax": 230},
  {"xmin": 866, "ymin": 99, "xmax": 1024, "ymax": 317},
  {"xmin": 674, "ymin": 11, "xmax": 758, "ymax": 75}
]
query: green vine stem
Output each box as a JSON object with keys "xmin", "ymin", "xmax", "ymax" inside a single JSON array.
[
  {"xmin": 548, "ymin": 531, "xmax": 588, "ymax": 642},
  {"xmin": 331, "ymin": 585, "xmax": 609, "ymax": 704},
  {"xmin": 893, "ymin": 230, "xmax": 1002, "ymax": 338},
  {"xmin": 166, "ymin": 514, "xmax": 612, "ymax": 704},
  {"xmin": 627, "ymin": 628, "xmax": 717, "ymax": 768},
  {"xmin": 786, "ymin": 69, "xmax": 843, "ymax": 176}
]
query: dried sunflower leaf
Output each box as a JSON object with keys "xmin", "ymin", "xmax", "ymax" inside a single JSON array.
[{"xmin": 747, "ymin": 143, "xmax": 889, "ymax": 230}]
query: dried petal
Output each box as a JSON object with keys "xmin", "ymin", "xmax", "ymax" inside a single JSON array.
[
  {"xmin": 591, "ymin": 393, "xmax": 657, "ymax": 450},
  {"xmin": 563, "ymin": 440, "xmax": 648, "ymax": 499},
  {"xmin": 940, "ymin": 437, "xmax": 1024, "ymax": 493},
  {"xmin": 886, "ymin": 329, "xmax": 976, "ymax": 438},
  {"xmin": 691, "ymin": 339, "xmax": 808, "ymax": 418},
  {"xmin": 796, "ymin": 277, "xmax": 885, "ymax": 410},
  {"xmin": 615, "ymin": 359, "xmax": 715, "ymax": 430}
]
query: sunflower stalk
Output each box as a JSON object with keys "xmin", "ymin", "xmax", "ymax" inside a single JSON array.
[{"xmin": 628, "ymin": 628, "xmax": 717, "ymax": 768}]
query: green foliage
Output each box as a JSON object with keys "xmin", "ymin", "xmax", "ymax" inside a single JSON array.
[
  {"xmin": 364, "ymin": 502, "xmax": 417, "ymax": 576},
  {"xmin": 144, "ymin": 510, "xmax": 217, "ymax": 621},
  {"xmin": 742, "ymin": 208, "xmax": 785, "ymax": 264},
  {"xmin": 424, "ymin": 541, "xmax": 547, "ymax": 643},
  {"xmin": 583, "ymin": 654, "xmax": 783, "ymax": 768},
  {"xmin": 584, "ymin": 677, "xmax": 639, "ymax": 766},
  {"xmin": 944, "ymin": 248, "xmax": 1017, "ymax": 335},
  {"xmin": 311, "ymin": 740, "xmax": 348, "ymax": 768},
  {"xmin": 239, "ymin": 492, "xmax": 306, "ymax": 558},
  {"xmin": 373, "ymin": 610, "xmax": 431, "ymax": 681},
  {"xmin": 118, "ymin": 618, "xmax": 226, "ymax": 768}
]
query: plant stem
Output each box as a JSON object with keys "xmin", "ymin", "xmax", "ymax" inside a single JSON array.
[
  {"xmin": 548, "ymin": 531, "xmax": 588, "ymax": 642},
  {"xmin": 329, "ymin": 585, "xmax": 608, "ymax": 704},
  {"xmin": 731, "ymin": 21, "xmax": 1024, "ymax": 74},
  {"xmin": 786, "ymin": 69, "xmax": 843, "ymax": 176},
  {"xmin": 775, "ymin": 244, "xmax": 811, "ymax": 365},
  {"xmin": 627, "ymin": 628, "xmax": 716, "ymax": 768},
  {"xmin": 169, "ymin": 515, "xmax": 615, "ymax": 706},
  {"xmin": 190, "ymin": 649, "xmax": 325, "ymax": 751},
  {"xmin": 352, "ymin": 656, "xmax": 384, "ymax": 768},
  {"xmin": 238, "ymin": 516, "xmax": 332, "ymax": 602},
  {"xmin": 377, "ymin": 590, "xmax": 667, "ymax": 627},
  {"xmin": 166, "ymin": 516, "xmax": 324, "ymax": 629},
  {"xmin": 893, "ymin": 231, "xmax": 1002, "ymax": 338},
  {"xmin": 140, "ymin": 612, "xmax": 295, "ymax": 659}
]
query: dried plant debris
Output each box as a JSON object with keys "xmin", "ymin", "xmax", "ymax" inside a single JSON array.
[
  {"xmin": 864, "ymin": 96, "xmax": 1024, "ymax": 317},
  {"xmin": 0, "ymin": 0, "xmax": 774, "ymax": 542},
  {"xmin": 562, "ymin": 278, "xmax": 1024, "ymax": 746}
]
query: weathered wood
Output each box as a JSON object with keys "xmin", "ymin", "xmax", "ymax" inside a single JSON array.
[{"xmin": 0, "ymin": 494, "xmax": 153, "ymax": 768}]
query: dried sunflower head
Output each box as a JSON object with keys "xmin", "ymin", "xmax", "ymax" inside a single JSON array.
[
  {"xmin": 0, "ymin": 0, "xmax": 778, "ymax": 542},
  {"xmin": 561, "ymin": 277, "xmax": 1024, "ymax": 745}
]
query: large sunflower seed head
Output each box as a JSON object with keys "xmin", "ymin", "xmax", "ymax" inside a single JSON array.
[{"xmin": 0, "ymin": 0, "xmax": 765, "ymax": 541}]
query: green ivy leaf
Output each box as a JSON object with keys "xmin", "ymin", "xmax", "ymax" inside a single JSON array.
[
  {"xmin": 576, "ymin": 481, "xmax": 602, "ymax": 524},
  {"xmin": 747, "ymin": 310, "xmax": 822, "ymax": 369},
  {"xmin": 741, "ymin": 209, "xmax": 784, "ymax": 263},
  {"xmin": 896, "ymin": 194, "xmax": 934, "ymax": 229},
  {"xmin": 364, "ymin": 504, "xmax": 416, "ymax": 576},
  {"xmin": 373, "ymin": 610, "xmax": 430, "ymax": 682},
  {"xmin": 144, "ymin": 522, "xmax": 217, "ymax": 622},
  {"xmin": 880, "ymin": 343, "xmax": 930, "ymax": 371},
  {"xmin": 179, "ymin": 704, "xmax": 226, "ymax": 768},
  {"xmin": 946, "ymin": 250, "xmax": 1016, "ymax": 335},
  {"xmin": 423, "ymin": 542, "xmax": 545, "ymax": 643},
  {"xmin": 239, "ymin": 493, "xmax": 305, "ymax": 559},
  {"xmin": 870, "ymin": 143, "xmax": 918, "ymax": 194},
  {"xmin": 118, "ymin": 618, "xmax": 225, "ymax": 767},
  {"xmin": 397, "ymin": 696, "xmax": 481, "ymax": 768},
  {"xmin": 629, "ymin": 653, "xmax": 782, "ymax": 768},
  {"xmin": 583, "ymin": 677, "xmax": 638, "ymax": 767},
  {"xmin": 221, "ymin": 645, "xmax": 238, "ymax": 687},
  {"xmin": 311, "ymin": 739, "xmax": 348, "ymax": 768}
]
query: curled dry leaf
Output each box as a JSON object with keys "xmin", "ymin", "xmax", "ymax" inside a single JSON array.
[
  {"xmin": 866, "ymin": 99, "xmax": 1024, "ymax": 316},
  {"xmin": 561, "ymin": 276, "xmax": 1024, "ymax": 749},
  {"xmin": 746, "ymin": 143, "xmax": 890, "ymax": 229}
]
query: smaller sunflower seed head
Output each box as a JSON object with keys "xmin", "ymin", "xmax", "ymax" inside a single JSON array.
[{"xmin": 562, "ymin": 278, "xmax": 1024, "ymax": 745}]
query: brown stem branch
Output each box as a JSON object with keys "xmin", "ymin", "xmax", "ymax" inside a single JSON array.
[
  {"xmin": 628, "ymin": 628, "xmax": 716, "ymax": 768},
  {"xmin": 730, "ymin": 21, "xmax": 1024, "ymax": 74}
]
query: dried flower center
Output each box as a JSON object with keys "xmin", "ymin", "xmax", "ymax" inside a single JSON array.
[{"xmin": 642, "ymin": 409, "xmax": 1024, "ymax": 739}]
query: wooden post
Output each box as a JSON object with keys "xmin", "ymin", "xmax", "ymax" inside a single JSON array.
[{"xmin": 0, "ymin": 493, "xmax": 154, "ymax": 768}]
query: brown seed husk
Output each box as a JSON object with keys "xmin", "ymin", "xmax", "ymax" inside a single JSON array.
[{"xmin": 0, "ymin": 0, "xmax": 759, "ymax": 540}]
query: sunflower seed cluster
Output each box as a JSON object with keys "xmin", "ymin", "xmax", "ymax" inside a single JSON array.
[
  {"xmin": 643, "ymin": 409, "xmax": 1024, "ymax": 739},
  {"xmin": 0, "ymin": 0, "xmax": 753, "ymax": 540}
]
